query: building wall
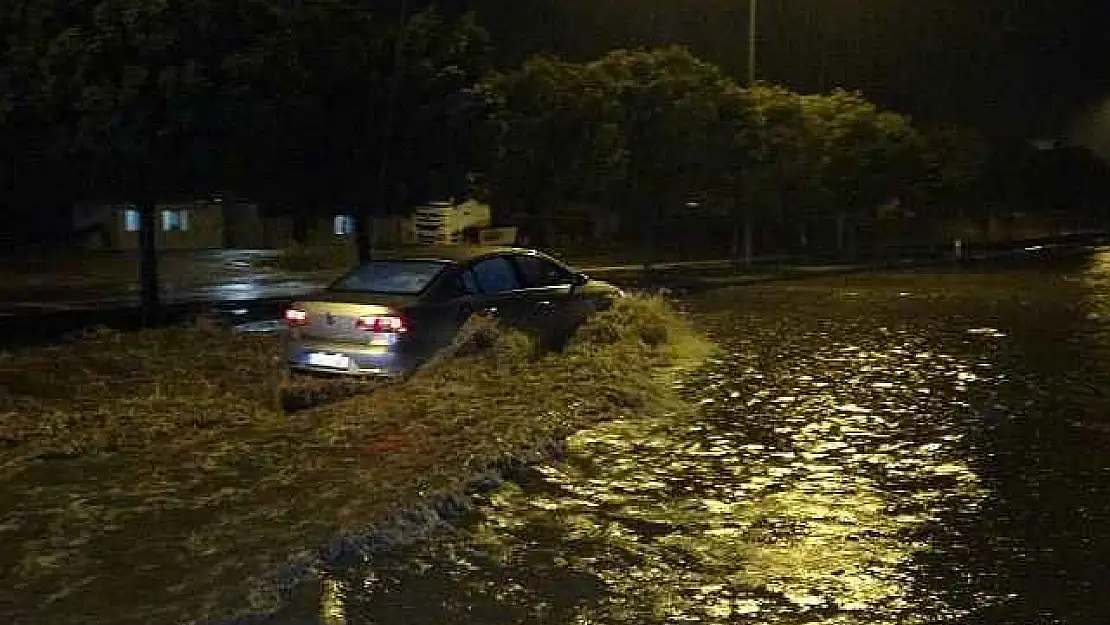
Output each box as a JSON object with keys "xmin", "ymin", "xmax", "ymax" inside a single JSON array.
[
  {"xmin": 115, "ymin": 203, "xmax": 224, "ymax": 250},
  {"xmin": 74, "ymin": 202, "xmax": 419, "ymax": 251},
  {"xmin": 222, "ymin": 202, "xmax": 264, "ymax": 248},
  {"xmin": 303, "ymin": 217, "xmax": 351, "ymax": 248},
  {"xmin": 166, "ymin": 202, "xmax": 223, "ymax": 249},
  {"xmin": 76, "ymin": 202, "xmax": 227, "ymax": 250},
  {"xmin": 262, "ymin": 216, "xmax": 295, "ymax": 249},
  {"xmin": 300, "ymin": 215, "xmax": 413, "ymax": 249},
  {"xmin": 72, "ymin": 203, "xmax": 119, "ymax": 249}
]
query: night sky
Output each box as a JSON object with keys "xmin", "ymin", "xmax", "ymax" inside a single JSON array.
[{"xmin": 464, "ymin": 0, "xmax": 1110, "ymax": 146}]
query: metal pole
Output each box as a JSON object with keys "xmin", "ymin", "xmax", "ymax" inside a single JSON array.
[
  {"xmin": 370, "ymin": 0, "xmax": 409, "ymax": 262},
  {"xmin": 744, "ymin": 0, "xmax": 761, "ymax": 270},
  {"xmin": 748, "ymin": 0, "xmax": 757, "ymax": 85}
]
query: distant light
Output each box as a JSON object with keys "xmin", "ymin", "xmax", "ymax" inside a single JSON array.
[
  {"xmin": 1030, "ymin": 138, "xmax": 1061, "ymax": 151},
  {"xmin": 334, "ymin": 215, "xmax": 356, "ymax": 235},
  {"xmin": 123, "ymin": 209, "xmax": 140, "ymax": 232}
]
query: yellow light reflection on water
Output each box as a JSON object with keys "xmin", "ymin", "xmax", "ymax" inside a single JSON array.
[
  {"xmin": 1085, "ymin": 247, "xmax": 1110, "ymax": 283},
  {"xmin": 314, "ymin": 286, "xmax": 1021, "ymax": 624},
  {"xmin": 559, "ymin": 406, "xmax": 988, "ymax": 622},
  {"xmin": 320, "ymin": 578, "xmax": 346, "ymax": 625}
]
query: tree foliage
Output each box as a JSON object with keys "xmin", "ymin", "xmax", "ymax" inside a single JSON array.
[
  {"xmin": 477, "ymin": 53, "xmax": 625, "ymax": 243},
  {"xmin": 801, "ymin": 90, "xmax": 918, "ymax": 212},
  {"xmin": 227, "ymin": 4, "xmax": 490, "ymax": 214},
  {"xmin": 0, "ymin": 0, "xmax": 489, "ymax": 214},
  {"xmin": 1, "ymin": 0, "xmax": 261, "ymax": 205},
  {"xmin": 3, "ymin": 4, "xmax": 1036, "ymax": 261},
  {"xmin": 0, "ymin": 0, "xmax": 490, "ymax": 311},
  {"xmin": 910, "ymin": 123, "xmax": 991, "ymax": 219},
  {"xmin": 481, "ymin": 48, "xmax": 924, "ymax": 255},
  {"xmin": 589, "ymin": 47, "xmax": 745, "ymax": 212}
]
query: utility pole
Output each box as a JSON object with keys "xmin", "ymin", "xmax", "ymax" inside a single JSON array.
[
  {"xmin": 748, "ymin": 0, "xmax": 758, "ymax": 85},
  {"xmin": 366, "ymin": 0, "xmax": 409, "ymax": 263},
  {"xmin": 744, "ymin": 0, "xmax": 761, "ymax": 270},
  {"xmin": 807, "ymin": 1, "xmax": 828, "ymax": 91}
]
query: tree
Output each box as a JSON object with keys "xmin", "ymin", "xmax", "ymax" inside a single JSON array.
[
  {"xmin": 478, "ymin": 54, "xmax": 625, "ymax": 246},
  {"xmin": 798, "ymin": 89, "xmax": 919, "ymax": 256},
  {"xmin": 4, "ymin": 0, "xmax": 490, "ymax": 279},
  {"xmin": 387, "ymin": 10, "xmax": 491, "ymax": 206},
  {"xmin": 741, "ymin": 84, "xmax": 812, "ymax": 254},
  {"xmin": 1, "ymin": 0, "xmax": 101, "ymax": 241},
  {"xmin": 586, "ymin": 47, "xmax": 741, "ymax": 262},
  {"xmin": 701, "ymin": 84, "xmax": 760, "ymax": 266},
  {"xmin": 226, "ymin": 3, "xmax": 490, "ymax": 256},
  {"xmin": 3, "ymin": 0, "xmax": 251, "ymax": 318},
  {"xmin": 911, "ymin": 123, "xmax": 991, "ymax": 229},
  {"xmin": 1023, "ymin": 145, "xmax": 1110, "ymax": 228}
]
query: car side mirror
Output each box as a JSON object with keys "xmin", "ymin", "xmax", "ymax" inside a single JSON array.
[{"xmin": 571, "ymin": 272, "xmax": 589, "ymax": 288}]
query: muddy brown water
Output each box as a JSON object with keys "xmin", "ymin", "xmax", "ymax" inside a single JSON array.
[
  {"xmin": 7, "ymin": 252, "xmax": 1110, "ymax": 625},
  {"xmin": 296, "ymin": 251, "xmax": 1110, "ymax": 625}
]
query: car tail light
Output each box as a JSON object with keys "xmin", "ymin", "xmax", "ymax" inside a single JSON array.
[
  {"xmin": 356, "ymin": 314, "xmax": 408, "ymax": 333},
  {"xmin": 284, "ymin": 308, "xmax": 308, "ymax": 327}
]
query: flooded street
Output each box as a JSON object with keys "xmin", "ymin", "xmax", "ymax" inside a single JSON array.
[{"xmin": 313, "ymin": 252, "xmax": 1110, "ymax": 625}]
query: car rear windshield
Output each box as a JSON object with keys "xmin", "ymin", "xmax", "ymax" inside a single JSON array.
[{"xmin": 330, "ymin": 260, "xmax": 448, "ymax": 294}]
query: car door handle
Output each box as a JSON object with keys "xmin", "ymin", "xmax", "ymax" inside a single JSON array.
[{"xmin": 535, "ymin": 300, "xmax": 555, "ymax": 314}]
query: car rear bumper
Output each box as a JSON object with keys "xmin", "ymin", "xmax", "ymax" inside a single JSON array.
[{"xmin": 285, "ymin": 340, "xmax": 418, "ymax": 377}]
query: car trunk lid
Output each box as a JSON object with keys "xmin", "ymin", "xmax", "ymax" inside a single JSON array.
[{"xmin": 294, "ymin": 293, "xmax": 415, "ymax": 343}]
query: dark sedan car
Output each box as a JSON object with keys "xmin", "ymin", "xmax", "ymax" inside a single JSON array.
[{"xmin": 283, "ymin": 246, "xmax": 624, "ymax": 376}]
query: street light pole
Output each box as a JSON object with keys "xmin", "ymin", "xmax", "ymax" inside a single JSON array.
[
  {"xmin": 743, "ymin": 0, "xmax": 761, "ymax": 270},
  {"xmin": 367, "ymin": 0, "xmax": 409, "ymax": 263},
  {"xmin": 748, "ymin": 0, "xmax": 757, "ymax": 85}
]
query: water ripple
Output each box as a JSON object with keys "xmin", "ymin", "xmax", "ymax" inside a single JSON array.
[{"xmin": 313, "ymin": 257, "xmax": 1110, "ymax": 625}]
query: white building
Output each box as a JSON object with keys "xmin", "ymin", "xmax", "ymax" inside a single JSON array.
[{"xmin": 411, "ymin": 199, "xmax": 492, "ymax": 245}]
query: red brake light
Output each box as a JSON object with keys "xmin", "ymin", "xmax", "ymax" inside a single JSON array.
[
  {"xmin": 284, "ymin": 308, "xmax": 308, "ymax": 326},
  {"xmin": 356, "ymin": 314, "xmax": 408, "ymax": 333}
]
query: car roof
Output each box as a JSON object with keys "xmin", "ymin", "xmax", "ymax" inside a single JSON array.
[{"xmin": 364, "ymin": 245, "xmax": 552, "ymax": 264}]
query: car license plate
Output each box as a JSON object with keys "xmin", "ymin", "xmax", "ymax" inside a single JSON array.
[{"xmin": 306, "ymin": 352, "xmax": 352, "ymax": 370}]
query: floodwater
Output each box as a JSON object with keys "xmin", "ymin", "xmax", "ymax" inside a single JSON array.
[{"xmin": 306, "ymin": 252, "xmax": 1110, "ymax": 624}]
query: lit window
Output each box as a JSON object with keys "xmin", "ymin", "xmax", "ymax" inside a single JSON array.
[
  {"xmin": 334, "ymin": 215, "xmax": 356, "ymax": 235},
  {"xmin": 123, "ymin": 209, "xmax": 140, "ymax": 232},
  {"xmin": 161, "ymin": 209, "xmax": 191, "ymax": 232}
]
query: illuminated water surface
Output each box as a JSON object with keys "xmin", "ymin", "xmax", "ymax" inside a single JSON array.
[{"xmin": 314, "ymin": 252, "xmax": 1110, "ymax": 624}]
